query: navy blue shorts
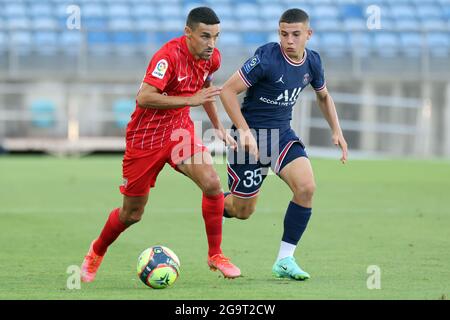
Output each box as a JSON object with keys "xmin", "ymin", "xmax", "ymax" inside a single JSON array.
[{"xmin": 227, "ymin": 127, "xmax": 308, "ymax": 198}]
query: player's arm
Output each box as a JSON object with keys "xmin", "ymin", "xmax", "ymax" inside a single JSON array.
[
  {"xmin": 202, "ymin": 80, "xmax": 237, "ymax": 149},
  {"xmin": 220, "ymin": 72, "xmax": 259, "ymax": 159},
  {"xmin": 136, "ymin": 82, "xmax": 222, "ymax": 109},
  {"xmin": 315, "ymin": 87, "xmax": 348, "ymax": 163}
]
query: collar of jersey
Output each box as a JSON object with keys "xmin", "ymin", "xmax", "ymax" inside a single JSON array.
[{"xmin": 279, "ymin": 44, "xmax": 307, "ymax": 67}]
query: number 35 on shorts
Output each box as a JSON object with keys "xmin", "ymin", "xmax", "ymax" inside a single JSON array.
[{"xmin": 227, "ymin": 164, "xmax": 268, "ymax": 198}]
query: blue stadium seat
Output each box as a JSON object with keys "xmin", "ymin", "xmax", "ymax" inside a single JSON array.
[
  {"xmin": 443, "ymin": 5, "xmax": 450, "ymax": 19},
  {"xmin": 259, "ymin": 4, "xmax": 284, "ymax": 20},
  {"xmin": 113, "ymin": 99, "xmax": 135, "ymax": 129},
  {"xmin": 312, "ymin": 19, "xmax": 343, "ymax": 31},
  {"xmin": 5, "ymin": 4, "xmax": 27, "ymax": 16},
  {"xmin": 415, "ymin": 4, "xmax": 443, "ymax": 19},
  {"xmin": 349, "ymin": 32, "xmax": 372, "ymax": 57},
  {"xmin": 399, "ymin": 33, "xmax": 423, "ymax": 57},
  {"xmin": 156, "ymin": 31, "xmax": 183, "ymax": 46},
  {"xmin": 160, "ymin": 4, "xmax": 183, "ymax": 19},
  {"xmin": 235, "ymin": 3, "xmax": 260, "ymax": 19},
  {"xmin": 32, "ymin": 18, "xmax": 58, "ymax": 30},
  {"xmin": 82, "ymin": 17, "xmax": 108, "ymax": 30},
  {"xmin": 30, "ymin": 100, "xmax": 56, "ymax": 129},
  {"xmin": 390, "ymin": 5, "xmax": 417, "ymax": 19},
  {"xmin": 218, "ymin": 33, "xmax": 243, "ymax": 47},
  {"xmin": 420, "ymin": 18, "xmax": 448, "ymax": 31},
  {"xmin": 6, "ymin": 17, "xmax": 31, "ymax": 30},
  {"xmin": 213, "ymin": 4, "xmax": 235, "ymax": 19},
  {"xmin": 340, "ymin": 4, "xmax": 364, "ymax": 19},
  {"xmin": 10, "ymin": 31, "xmax": 32, "ymax": 55},
  {"xmin": 108, "ymin": 18, "xmax": 134, "ymax": 31},
  {"xmin": 161, "ymin": 19, "xmax": 185, "ymax": 32},
  {"xmin": 132, "ymin": 4, "xmax": 158, "ymax": 19},
  {"xmin": 426, "ymin": 32, "xmax": 450, "ymax": 57},
  {"xmin": 135, "ymin": 18, "xmax": 160, "ymax": 31},
  {"xmin": 220, "ymin": 18, "xmax": 239, "ymax": 31},
  {"xmin": 82, "ymin": 4, "xmax": 105, "ymax": 18},
  {"xmin": 238, "ymin": 19, "xmax": 263, "ymax": 31},
  {"xmin": 34, "ymin": 31, "xmax": 59, "ymax": 55},
  {"xmin": 320, "ymin": 32, "xmax": 348, "ymax": 57},
  {"xmin": 343, "ymin": 18, "xmax": 367, "ymax": 31},
  {"xmin": 87, "ymin": 31, "xmax": 112, "ymax": 55},
  {"xmin": 60, "ymin": 32, "xmax": 83, "ymax": 55},
  {"xmin": 380, "ymin": 18, "xmax": 395, "ymax": 31},
  {"xmin": 107, "ymin": 4, "xmax": 131, "ymax": 18},
  {"xmin": 30, "ymin": 4, "xmax": 53, "ymax": 17},
  {"xmin": 373, "ymin": 32, "xmax": 400, "ymax": 57},
  {"xmin": 395, "ymin": 18, "xmax": 421, "ymax": 32},
  {"xmin": 242, "ymin": 32, "xmax": 267, "ymax": 46},
  {"xmin": 313, "ymin": 5, "xmax": 340, "ymax": 19}
]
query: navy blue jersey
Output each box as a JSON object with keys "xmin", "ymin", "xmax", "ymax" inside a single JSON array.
[{"xmin": 237, "ymin": 42, "xmax": 326, "ymax": 129}]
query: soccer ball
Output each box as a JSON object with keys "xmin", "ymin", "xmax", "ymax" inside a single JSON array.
[{"xmin": 137, "ymin": 245, "xmax": 180, "ymax": 289}]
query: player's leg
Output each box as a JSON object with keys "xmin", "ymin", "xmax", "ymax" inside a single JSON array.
[
  {"xmin": 272, "ymin": 142, "xmax": 314, "ymax": 280},
  {"xmin": 176, "ymin": 150, "xmax": 241, "ymax": 278},
  {"xmin": 224, "ymin": 147, "xmax": 267, "ymax": 219},
  {"xmin": 224, "ymin": 193, "xmax": 258, "ymax": 220},
  {"xmin": 81, "ymin": 147, "xmax": 164, "ymax": 282}
]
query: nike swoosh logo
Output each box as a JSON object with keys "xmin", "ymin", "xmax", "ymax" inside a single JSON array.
[
  {"xmin": 280, "ymin": 265, "xmax": 287, "ymax": 271},
  {"xmin": 178, "ymin": 76, "xmax": 188, "ymax": 81}
]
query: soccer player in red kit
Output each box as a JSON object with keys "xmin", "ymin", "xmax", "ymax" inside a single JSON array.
[{"xmin": 80, "ymin": 7, "xmax": 241, "ymax": 281}]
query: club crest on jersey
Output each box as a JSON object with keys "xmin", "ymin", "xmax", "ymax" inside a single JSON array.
[
  {"xmin": 152, "ymin": 59, "xmax": 168, "ymax": 79},
  {"xmin": 243, "ymin": 55, "xmax": 260, "ymax": 74},
  {"xmin": 303, "ymin": 73, "xmax": 311, "ymax": 85}
]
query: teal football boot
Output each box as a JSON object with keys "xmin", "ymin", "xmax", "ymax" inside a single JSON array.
[{"xmin": 272, "ymin": 256, "xmax": 310, "ymax": 280}]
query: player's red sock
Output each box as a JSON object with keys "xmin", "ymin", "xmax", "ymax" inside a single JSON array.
[
  {"xmin": 93, "ymin": 208, "xmax": 128, "ymax": 256},
  {"xmin": 202, "ymin": 193, "xmax": 224, "ymax": 257}
]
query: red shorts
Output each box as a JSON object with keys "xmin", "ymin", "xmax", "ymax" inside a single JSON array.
[{"xmin": 119, "ymin": 128, "xmax": 207, "ymax": 197}]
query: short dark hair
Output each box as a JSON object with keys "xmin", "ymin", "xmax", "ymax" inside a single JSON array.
[
  {"xmin": 186, "ymin": 7, "xmax": 220, "ymax": 30},
  {"xmin": 279, "ymin": 8, "xmax": 309, "ymax": 24}
]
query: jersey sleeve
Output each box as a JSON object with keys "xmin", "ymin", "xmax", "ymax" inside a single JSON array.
[
  {"xmin": 309, "ymin": 50, "xmax": 326, "ymax": 91},
  {"xmin": 237, "ymin": 46, "xmax": 267, "ymax": 88},
  {"xmin": 143, "ymin": 49, "xmax": 175, "ymax": 92}
]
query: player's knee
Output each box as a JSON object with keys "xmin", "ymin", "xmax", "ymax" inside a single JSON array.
[
  {"xmin": 234, "ymin": 202, "xmax": 255, "ymax": 220},
  {"xmin": 201, "ymin": 173, "xmax": 222, "ymax": 195},
  {"xmin": 295, "ymin": 181, "xmax": 316, "ymax": 200},
  {"xmin": 121, "ymin": 207, "xmax": 144, "ymax": 225}
]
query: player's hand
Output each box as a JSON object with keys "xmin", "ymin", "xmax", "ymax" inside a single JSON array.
[
  {"xmin": 187, "ymin": 86, "xmax": 222, "ymax": 106},
  {"xmin": 215, "ymin": 128, "xmax": 238, "ymax": 150},
  {"xmin": 332, "ymin": 132, "xmax": 348, "ymax": 164},
  {"xmin": 238, "ymin": 129, "xmax": 259, "ymax": 161}
]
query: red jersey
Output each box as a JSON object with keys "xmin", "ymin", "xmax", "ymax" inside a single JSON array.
[{"xmin": 126, "ymin": 35, "xmax": 221, "ymax": 150}]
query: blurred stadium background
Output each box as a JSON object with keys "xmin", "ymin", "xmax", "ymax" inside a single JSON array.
[{"xmin": 0, "ymin": 0, "xmax": 449, "ymax": 158}]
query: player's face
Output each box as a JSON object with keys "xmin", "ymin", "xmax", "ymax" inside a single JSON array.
[
  {"xmin": 185, "ymin": 23, "xmax": 220, "ymax": 60},
  {"xmin": 278, "ymin": 22, "xmax": 312, "ymax": 60}
]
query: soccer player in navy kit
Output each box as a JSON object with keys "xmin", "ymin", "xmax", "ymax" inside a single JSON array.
[{"xmin": 220, "ymin": 9, "xmax": 348, "ymax": 280}]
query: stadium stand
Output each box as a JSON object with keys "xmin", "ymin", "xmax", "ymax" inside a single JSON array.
[{"xmin": 0, "ymin": 0, "xmax": 447, "ymax": 58}]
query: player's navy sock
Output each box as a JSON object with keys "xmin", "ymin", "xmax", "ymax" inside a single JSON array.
[
  {"xmin": 93, "ymin": 208, "xmax": 128, "ymax": 256},
  {"xmin": 223, "ymin": 192, "xmax": 233, "ymax": 218},
  {"xmin": 202, "ymin": 193, "xmax": 224, "ymax": 257},
  {"xmin": 282, "ymin": 201, "xmax": 312, "ymax": 246}
]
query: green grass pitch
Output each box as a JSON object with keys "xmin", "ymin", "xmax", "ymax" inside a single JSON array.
[{"xmin": 0, "ymin": 155, "xmax": 449, "ymax": 299}]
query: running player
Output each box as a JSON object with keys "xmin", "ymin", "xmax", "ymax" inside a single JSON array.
[
  {"xmin": 81, "ymin": 7, "xmax": 241, "ymax": 282},
  {"xmin": 220, "ymin": 8, "xmax": 348, "ymax": 280}
]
